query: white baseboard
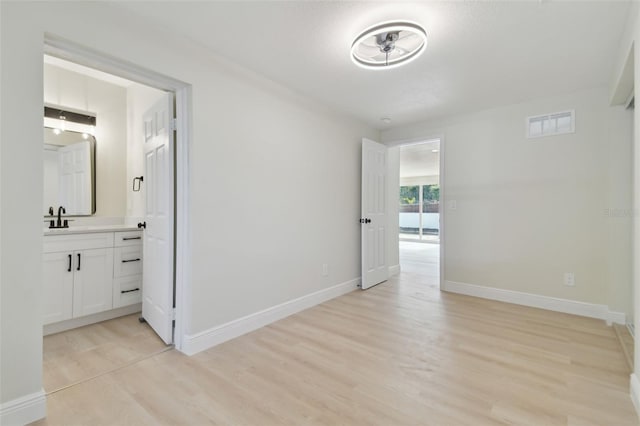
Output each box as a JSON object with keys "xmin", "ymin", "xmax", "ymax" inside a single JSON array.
[
  {"xmin": 608, "ymin": 310, "xmax": 627, "ymax": 326},
  {"xmin": 631, "ymin": 374, "xmax": 640, "ymax": 418},
  {"xmin": 44, "ymin": 304, "xmax": 141, "ymax": 336},
  {"xmin": 442, "ymin": 280, "xmax": 625, "ymax": 325},
  {"xmin": 0, "ymin": 389, "xmax": 46, "ymax": 425},
  {"xmin": 182, "ymin": 278, "xmax": 360, "ymax": 356},
  {"xmin": 388, "ymin": 264, "xmax": 401, "ymax": 276}
]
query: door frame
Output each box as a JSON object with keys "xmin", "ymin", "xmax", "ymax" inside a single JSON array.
[
  {"xmin": 385, "ymin": 134, "xmax": 445, "ymax": 290},
  {"xmin": 43, "ymin": 34, "xmax": 191, "ymax": 350}
]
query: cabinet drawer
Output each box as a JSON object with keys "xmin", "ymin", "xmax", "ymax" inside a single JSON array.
[
  {"xmin": 114, "ymin": 246, "xmax": 143, "ymax": 277},
  {"xmin": 114, "ymin": 231, "xmax": 143, "ymax": 247},
  {"xmin": 44, "ymin": 232, "xmax": 114, "ymax": 253},
  {"xmin": 113, "ymin": 276, "xmax": 142, "ymax": 308}
]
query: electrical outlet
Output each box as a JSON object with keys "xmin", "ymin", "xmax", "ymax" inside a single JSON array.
[
  {"xmin": 564, "ymin": 272, "xmax": 575, "ymax": 286},
  {"xmin": 322, "ymin": 264, "xmax": 329, "ymax": 277}
]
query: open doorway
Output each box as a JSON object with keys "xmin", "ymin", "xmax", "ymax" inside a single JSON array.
[
  {"xmin": 397, "ymin": 139, "xmax": 441, "ymax": 284},
  {"xmin": 40, "ymin": 46, "xmax": 187, "ymax": 394}
]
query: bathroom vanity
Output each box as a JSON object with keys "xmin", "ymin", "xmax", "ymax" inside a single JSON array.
[{"xmin": 43, "ymin": 225, "xmax": 143, "ymax": 335}]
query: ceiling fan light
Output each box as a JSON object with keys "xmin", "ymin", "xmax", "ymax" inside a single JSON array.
[{"xmin": 351, "ymin": 21, "xmax": 427, "ymax": 70}]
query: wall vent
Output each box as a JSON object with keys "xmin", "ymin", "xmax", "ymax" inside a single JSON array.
[{"xmin": 526, "ymin": 110, "xmax": 574, "ymax": 139}]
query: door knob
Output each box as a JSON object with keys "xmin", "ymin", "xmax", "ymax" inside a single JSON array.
[{"xmin": 137, "ymin": 222, "xmax": 146, "ymax": 229}]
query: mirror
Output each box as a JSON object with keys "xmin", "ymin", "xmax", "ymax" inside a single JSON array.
[{"xmin": 43, "ymin": 128, "xmax": 96, "ymax": 216}]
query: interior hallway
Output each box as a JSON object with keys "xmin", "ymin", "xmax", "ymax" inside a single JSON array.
[{"xmin": 34, "ymin": 243, "xmax": 637, "ymax": 425}]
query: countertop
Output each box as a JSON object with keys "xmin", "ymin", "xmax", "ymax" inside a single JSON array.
[{"xmin": 44, "ymin": 224, "xmax": 141, "ymax": 236}]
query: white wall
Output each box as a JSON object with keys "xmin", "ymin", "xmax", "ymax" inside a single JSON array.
[
  {"xmin": 0, "ymin": 1, "xmax": 377, "ymax": 415},
  {"xmin": 125, "ymin": 84, "xmax": 166, "ymax": 222},
  {"xmin": 383, "ymin": 87, "xmax": 632, "ymax": 317},
  {"xmin": 400, "ymin": 175, "xmax": 439, "ymax": 187},
  {"xmin": 44, "ymin": 63, "xmax": 127, "ymax": 218}
]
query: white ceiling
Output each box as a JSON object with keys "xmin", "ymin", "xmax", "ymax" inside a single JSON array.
[
  {"xmin": 116, "ymin": 1, "xmax": 630, "ymax": 129},
  {"xmin": 400, "ymin": 139, "xmax": 440, "ymax": 178}
]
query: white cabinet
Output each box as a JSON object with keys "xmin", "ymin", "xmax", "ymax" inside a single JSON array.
[
  {"xmin": 113, "ymin": 232, "xmax": 143, "ymax": 308},
  {"xmin": 42, "ymin": 252, "xmax": 74, "ymax": 324},
  {"xmin": 73, "ymin": 248, "xmax": 114, "ymax": 317},
  {"xmin": 43, "ymin": 230, "xmax": 143, "ymax": 326}
]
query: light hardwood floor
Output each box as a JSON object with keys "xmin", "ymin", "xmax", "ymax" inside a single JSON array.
[
  {"xmin": 43, "ymin": 313, "xmax": 168, "ymax": 393},
  {"xmin": 34, "ymin": 242, "xmax": 638, "ymax": 425}
]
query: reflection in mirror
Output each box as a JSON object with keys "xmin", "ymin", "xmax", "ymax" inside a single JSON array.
[{"xmin": 43, "ymin": 128, "xmax": 96, "ymax": 216}]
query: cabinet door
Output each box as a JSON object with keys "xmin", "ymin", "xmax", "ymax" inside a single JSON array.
[
  {"xmin": 73, "ymin": 248, "xmax": 114, "ymax": 318},
  {"xmin": 43, "ymin": 252, "xmax": 74, "ymax": 325}
]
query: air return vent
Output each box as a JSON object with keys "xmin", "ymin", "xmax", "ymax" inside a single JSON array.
[{"xmin": 526, "ymin": 110, "xmax": 574, "ymax": 139}]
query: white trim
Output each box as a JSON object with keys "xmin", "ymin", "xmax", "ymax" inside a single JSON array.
[
  {"xmin": 44, "ymin": 304, "xmax": 141, "ymax": 336},
  {"xmin": 0, "ymin": 389, "xmax": 46, "ymax": 426},
  {"xmin": 608, "ymin": 310, "xmax": 627, "ymax": 326},
  {"xmin": 438, "ymin": 135, "xmax": 445, "ymax": 291},
  {"xmin": 631, "ymin": 373, "xmax": 640, "ymax": 417},
  {"xmin": 43, "ymin": 34, "xmax": 192, "ymax": 352},
  {"xmin": 383, "ymin": 135, "xmax": 441, "ymax": 148},
  {"xmin": 182, "ymin": 278, "xmax": 360, "ymax": 355},
  {"xmin": 173, "ymin": 86, "xmax": 191, "ymax": 351},
  {"xmin": 388, "ymin": 264, "xmax": 401, "ymax": 276},
  {"xmin": 442, "ymin": 280, "xmax": 626, "ymax": 325}
]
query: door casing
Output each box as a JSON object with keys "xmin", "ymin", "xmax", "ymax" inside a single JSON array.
[{"xmin": 43, "ymin": 34, "xmax": 192, "ymax": 351}]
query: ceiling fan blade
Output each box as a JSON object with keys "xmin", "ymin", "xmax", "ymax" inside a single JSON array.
[
  {"xmin": 354, "ymin": 44, "xmax": 382, "ymax": 58},
  {"xmin": 396, "ymin": 33, "xmax": 424, "ymax": 51}
]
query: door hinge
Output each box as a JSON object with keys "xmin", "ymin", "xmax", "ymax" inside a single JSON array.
[
  {"xmin": 172, "ymin": 308, "xmax": 177, "ymax": 320},
  {"xmin": 171, "ymin": 118, "xmax": 177, "ymax": 131}
]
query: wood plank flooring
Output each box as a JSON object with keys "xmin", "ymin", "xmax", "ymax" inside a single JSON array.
[
  {"xmin": 43, "ymin": 313, "xmax": 168, "ymax": 393},
  {"xmin": 33, "ymin": 242, "xmax": 638, "ymax": 425}
]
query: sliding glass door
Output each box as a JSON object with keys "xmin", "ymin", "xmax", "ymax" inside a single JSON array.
[{"xmin": 399, "ymin": 184, "xmax": 439, "ymax": 242}]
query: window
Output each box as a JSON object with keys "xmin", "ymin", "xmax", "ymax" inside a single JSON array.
[{"xmin": 526, "ymin": 110, "xmax": 574, "ymax": 138}]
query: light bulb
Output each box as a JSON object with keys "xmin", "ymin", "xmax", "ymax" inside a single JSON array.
[{"xmin": 53, "ymin": 128, "xmax": 61, "ymax": 135}]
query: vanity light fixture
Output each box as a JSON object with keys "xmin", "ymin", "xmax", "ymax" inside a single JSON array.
[
  {"xmin": 351, "ymin": 21, "xmax": 427, "ymax": 69},
  {"xmin": 44, "ymin": 106, "xmax": 97, "ymax": 135}
]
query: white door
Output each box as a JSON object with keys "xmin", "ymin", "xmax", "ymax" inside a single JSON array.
[
  {"xmin": 72, "ymin": 248, "xmax": 114, "ymax": 317},
  {"xmin": 58, "ymin": 140, "xmax": 92, "ymax": 215},
  {"xmin": 142, "ymin": 93, "xmax": 175, "ymax": 345},
  {"xmin": 361, "ymin": 138, "xmax": 388, "ymax": 289},
  {"xmin": 42, "ymin": 252, "xmax": 74, "ymax": 325}
]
